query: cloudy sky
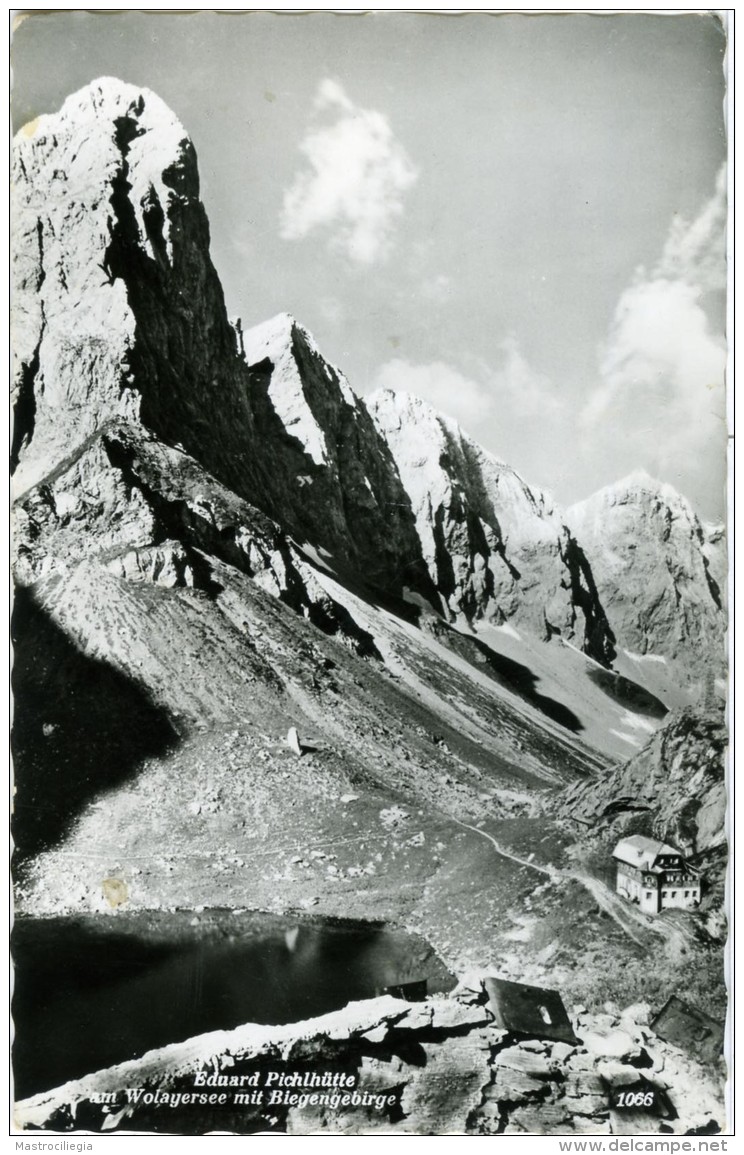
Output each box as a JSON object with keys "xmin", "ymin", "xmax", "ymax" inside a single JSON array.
[{"xmin": 12, "ymin": 11, "xmax": 728, "ymax": 518}]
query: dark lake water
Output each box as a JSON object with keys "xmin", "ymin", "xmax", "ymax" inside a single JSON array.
[{"xmin": 12, "ymin": 910, "xmax": 454, "ymax": 1099}]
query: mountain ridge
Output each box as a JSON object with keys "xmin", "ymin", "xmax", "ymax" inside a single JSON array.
[
  {"xmin": 12, "ymin": 76, "xmax": 725, "ymax": 688},
  {"xmin": 366, "ymin": 386, "xmax": 617, "ymax": 666}
]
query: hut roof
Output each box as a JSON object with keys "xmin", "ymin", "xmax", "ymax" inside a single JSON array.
[{"xmin": 612, "ymin": 834, "xmax": 681, "ymax": 871}]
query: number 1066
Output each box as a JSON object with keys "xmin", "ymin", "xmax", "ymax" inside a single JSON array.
[{"xmin": 615, "ymin": 1090, "xmax": 655, "ymax": 1108}]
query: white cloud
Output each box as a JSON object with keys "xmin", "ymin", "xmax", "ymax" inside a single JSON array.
[
  {"xmin": 279, "ymin": 79, "xmax": 418, "ymax": 265},
  {"xmin": 582, "ymin": 169, "xmax": 727, "ymax": 497},
  {"xmin": 602, "ymin": 279, "xmax": 724, "ymax": 400},
  {"xmin": 371, "ymin": 359, "xmax": 490, "ymax": 434},
  {"xmin": 585, "ymin": 278, "xmax": 725, "ymax": 463},
  {"xmin": 420, "ymin": 274, "xmax": 452, "ymax": 304},
  {"xmin": 488, "ymin": 336, "xmax": 562, "ymax": 418},
  {"xmin": 369, "ymin": 339, "xmax": 561, "ymax": 442},
  {"xmin": 318, "ymin": 295, "xmax": 344, "ymax": 325},
  {"xmin": 657, "ymin": 164, "xmax": 727, "ymax": 292}
]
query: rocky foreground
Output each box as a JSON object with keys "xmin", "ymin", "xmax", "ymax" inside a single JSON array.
[{"xmin": 15, "ymin": 978, "xmax": 725, "ymax": 1135}]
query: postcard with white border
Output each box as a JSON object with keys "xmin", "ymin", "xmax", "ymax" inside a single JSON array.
[{"xmin": 10, "ymin": 8, "xmax": 730, "ymax": 1138}]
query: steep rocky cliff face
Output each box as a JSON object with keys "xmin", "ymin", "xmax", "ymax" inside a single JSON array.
[
  {"xmin": 555, "ymin": 704, "xmax": 727, "ymax": 857},
  {"xmin": 367, "ymin": 390, "xmax": 616, "ymax": 666},
  {"xmin": 242, "ymin": 314, "xmax": 434, "ymax": 599},
  {"xmin": 566, "ymin": 473, "xmax": 726, "ymax": 683},
  {"xmin": 11, "ymin": 78, "xmax": 428, "ymax": 605},
  {"xmin": 12, "ymin": 79, "xmax": 265, "ymax": 502}
]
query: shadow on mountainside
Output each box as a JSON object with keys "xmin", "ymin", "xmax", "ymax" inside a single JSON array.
[
  {"xmin": 11, "ymin": 586, "xmax": 179, "ymax": 860},
  {"xmin": 586, "ymin": 666, "xmax": 668, "ymax": 719},
  {"xmin": 432, "ymin": 624, "xmax": 584, "ymax": 733}
]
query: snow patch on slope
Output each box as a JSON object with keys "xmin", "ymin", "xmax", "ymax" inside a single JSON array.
[
  {"xmin": 623, "ymin": 650, "xmax": 668, "ymax": 666},
  {"xmin": 609, "ymin": 729, "xmax": 642, "ymax": 748}
]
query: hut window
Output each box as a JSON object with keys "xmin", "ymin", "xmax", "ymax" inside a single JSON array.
[{"xmin": 538, "ymin": 1005, "xmax": 552, "ymax": 1025}]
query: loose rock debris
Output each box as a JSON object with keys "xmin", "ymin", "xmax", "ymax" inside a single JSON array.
[{"xmin": 15, "ymin": 978, "xmax": 725, "ymax": 1136}]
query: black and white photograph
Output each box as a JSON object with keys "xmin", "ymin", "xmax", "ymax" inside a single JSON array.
[{"xmin": 10, "ymin": 9, "xmax": 730, "ymax": 1137}]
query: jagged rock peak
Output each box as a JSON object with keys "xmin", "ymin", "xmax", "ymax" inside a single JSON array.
[
  {"xmin": 245, "ymin": 311, "xmax": 348, "ymax": 379},
  {"xmin": 238, "ymin": 322, "xmax": 435, "ymax": 599},
  {"xmin": 367, "ymin": 386, "xmax": 616, "ymax": 666},
  {"xmin": 569, "ymin": 469, "xmax": 703, "ymax": 524},
  {"xmin": 367, "ymin": 386, "xmax": 557, "ymax": 518},
  {"xmin": 12, "ymin": 74, "xmax": 260, "ymax": 502},
  {"xmin": 565, "ymin": 469, "xmax": 725, "ymax": 681},
  {"xmin": 15, "ymin": 77, "xmax": 195, "ymax": 264},
  {"xmin": 367, "ymin": 386, "xmax": 452, "ymax": 428},
  {"xmin": 18, "ymin": 75, "xmax": 187, "ymax": 140},
  {"xmin": 243, "ymin": 313, "xmax": 357, "ymax": 466},
  {"xmin": 11, "ymin": 76, "xmax": 428, "ymax": 601},
  {"xmin": 567, "ymin": 469, "xmax": 718, "ymax": 572},
  {"xmin": 369, "ymin": 386, "xmax": 495, "ymax": 453}
]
